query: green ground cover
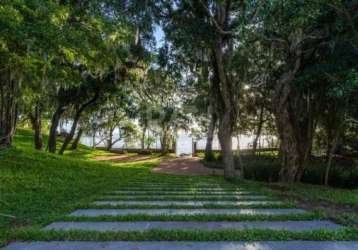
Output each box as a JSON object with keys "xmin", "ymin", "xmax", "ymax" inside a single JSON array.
[
  {"xmin": 1, "ymin": 129, "xmax": 358, "ymax": 246},
  {"xmin": 0, "ymin": 130, "xmax": 158, "ymax": 245},
  {"xmin": 238, "ymin": 181, "xmax": 358, "ymax": 208}
]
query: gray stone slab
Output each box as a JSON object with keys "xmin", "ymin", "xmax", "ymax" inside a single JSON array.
[
  {"xmin": 99, "ymin": 195, "xmax": 272, "ymax": 201},
  {"xmin": 92, "ymin": 200, "xmax": 284, "ymax": 206},
  {"xmin": 3, "ymin": 241, "xmax": 358, "ymax": 250},
  {"xmin": 44, "ymin": 220, "xmax": 341, "ymax": 232},
  {"xmin": 117, "ymin": 184, "xmax": 238, "ymax": 188},
  {"xmin": 70, "ymin": 208, "xmax": 306, "ymax": 217},
  {"xmin": 122, "ymin": 182, "xmax": 233, "ymax": 186},
  {"xmin": 111, "ymin": 190, "xmax": 253, "ymax": 195},
  {"xmin": 116, "ymin": 188, "xmax": 240, "ymax": 191}
]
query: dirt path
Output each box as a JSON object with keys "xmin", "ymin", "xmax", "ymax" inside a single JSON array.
[
  {"xmin": 151, "ymin": 157, "xmax": 239, "ymax": 176},
  {"xmin": 95, "ymin": 154, "xmax": 157, "ymax": 162}
]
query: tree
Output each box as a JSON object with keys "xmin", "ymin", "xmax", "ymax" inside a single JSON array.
[
  {"xmin": 160, "ymin": 0, "xmax": 253, "ymax": 179},
  {"xmin": 249, "ymin": 0, "xmax": 358, "ymax": 182},
  {"xmin": 249, "ymin": 1, "xmax": 326, "ymax": 182},
  {"xmin": 0, "ymin": 0, "xmax": 65, "ymax": 148}
]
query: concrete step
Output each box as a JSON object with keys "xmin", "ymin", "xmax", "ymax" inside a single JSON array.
[
  {"xmin": 97, "ymin": 195, "xmax": 272, "ymax": 201},
  {"xmin": 114, "ymin": 187, "xmax": 241, "ymax": 191},
  {"xmin": 3, "ymin": 241, "xmax": 358, "ymax": 250},
  {"xmin": 92, "ymin": 200, "xmax": 285, "ymax": 206},
  {"xmin": 44, "ymin": 220, "xmax": 341, "ymax": 232},
  {"xmin": 110, "ymin": 190, "xmax": 253, "ymax": 195},
  {"xmin": 122, "ymin": 183, "xmax": 234, "ymax": 187},
  {"xmin": 70, "ymin": 208, "xmax": 306, "ymax": 217}
]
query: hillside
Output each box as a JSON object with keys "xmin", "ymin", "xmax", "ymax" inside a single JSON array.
[{"xmin": 0, "ymin": 129, "xmax": 158, "ymax": 245}]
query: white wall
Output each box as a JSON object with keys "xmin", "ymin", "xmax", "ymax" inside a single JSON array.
[{"xmin": 176, "ymin": 133, "xmax": 193, "ymax": 157}]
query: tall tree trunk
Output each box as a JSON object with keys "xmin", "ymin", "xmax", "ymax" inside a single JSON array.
[
  {"xmin": 0, "ymin": 72, "xmax": 18, "ymax": 148},
  {"xmin": 236, "ymin": 135, "xmax": 244, "ymax": 176},
  {"xmin": 218, "ymin": 111, "xmax": 236, "ymax": 180},
  {"xmin": 29, "ymin": 103, "xmax": 43, "ymax": 150},
  {"xmin": 48, "ymin": 105, "xmax": 67, "ymax": 153},
  {"xmin": 324, "ymin": 111, "xmax": 345, "ymax": 186},
  {"xmin": 106, "ymin": 128, "xmax": 114, "ymax": 151},
  {"xmin": 58, "ymin": 92, "xmax": 99, "ymax": 155},
  {"xmin": 274, "ymin": 95, "xmax": 314, "ymax": 182},
  {"xmin": 276, "ymin": 113, "xmax": 302, "ymax": 182},
  {"xmin": 92, "ymin": 131, "xmax": 96, "ymax": 148},
  {"xmin": 205, "ymin": 104, "xmax": 217, "ymax": 161},
  {"xmin": 146, "ymin": 129, "xmax": 151, "ymax": 149},
  {"xmin": 324, "ymin": 132, "xmax": 339, "ymax": 186},
  {"xmin": 271, "ymin": 33, "xmax": 314, "ymax": 182},
  {"xmin": 160, "ymin": 125, "xmax": 169, "ymax": 155},
  {"xmin": 141, "ymin": 124, "xmax": 147, "ymax": 150},
  {"xmin": 58, "ymin": 109, "xmax": 81, "ymax": 155},
  {"xmin": 212, "ymin": 40, "xmax": 239, "ymax": 180},
  {"xmin": 70, "ymin": 128, "xmax": 83, "ymax": 150},
  {"xmin": 252, "ymin": 104, "xmax": 264, "ymax": 155}
]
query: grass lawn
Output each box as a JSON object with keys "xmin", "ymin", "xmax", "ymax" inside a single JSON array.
[
  {"xmin": 0, "ymin": 129, "xmax": 160, "ymax": 246},
  {"xmin": 1, "ymin": 129, "xmax": 358, "ymax": 246},
  {"xmin": 0, "ymin": 129, "xmax": 228, "ymax": 245},
  {"xmin": 236, "ymin": 180, "xmax": 358, "ymax": 227}
]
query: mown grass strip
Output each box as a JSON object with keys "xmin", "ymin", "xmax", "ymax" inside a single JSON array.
[
  {"xmin": 10, "ymin": 228, "xmax": 358, "ymax": 241},
  {"xmin": 61, "ymin": 211, "xmax": 324, "ymax": 222}
]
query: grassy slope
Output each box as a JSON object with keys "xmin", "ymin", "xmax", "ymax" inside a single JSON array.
[
  {"xmin": 0, "ymin": 129, "xmax": 229, "ymax": 245},
  {"xmin": 1, "ymin": 129, "xmax": 357, "ymax": 245},
  {"xmin": 0, "ymin": 129, "xmax": 158, "ymax": 245}
]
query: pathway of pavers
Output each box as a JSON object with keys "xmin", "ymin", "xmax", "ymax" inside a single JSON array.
[
  {"xmin": 4, "ymin": 241, "xmax": 358, "ymax": 250},
  {"xmin": 3, "ymin": 178, "xmax": 358, "ymax": 250}
]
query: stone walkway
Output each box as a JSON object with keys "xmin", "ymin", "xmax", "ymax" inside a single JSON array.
[
  {"xmin": 4, "ymin": 241, "xmax": 358, "ymax": 250},
  {"xmin": 3, "ymin": 180, "xmax": 358, "ymax": 250}
]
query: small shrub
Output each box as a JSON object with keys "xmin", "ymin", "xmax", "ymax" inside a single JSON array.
[
  {"xmin": 239, "ymin": 155, "xmax": 280, "ymax": 183},
  {"xmin": 202, "ymin": 152, "xmax": 358, "ymax": 188},
  {"xmin": 204, "ymin": 153, "xmax": 216, "ymax": 162},
  {"xmin": 138, "ymin": 149, "xmax": 152, "ymax": 155}
]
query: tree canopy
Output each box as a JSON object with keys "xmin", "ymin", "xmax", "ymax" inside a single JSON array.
[{"xmin": 1, "ymin": 0, "xmax": 357, "ymax": 183}]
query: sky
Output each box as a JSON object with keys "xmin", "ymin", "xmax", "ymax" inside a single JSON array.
[{"xmin": 154, "ymin": 25, "xmax": 165, "ymax": 48}]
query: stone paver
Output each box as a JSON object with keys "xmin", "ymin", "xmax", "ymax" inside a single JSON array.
[
  {"xmin": 70, "ymin": 208, "xmax": 306, "ymax": 217},
  {"xmin": 115, "ymin": 187, "xmax": 240, "ymax": 191},
  {"xmin": 124, "ymin": 182, "xmax": 233, "ymax": 187},
  {"xmin": 3, "ymin": 241, "xmax": 358, "ymax": 250},
  {"xmin": 99, "ymin": 195, "xmax": 272, "ymax": 200},
  {"xmin": 44, "ymin": 220, "xmax": 341, "ymax": 232},
  {"xmin": 111, "ymin": 190, "xmax": 253, "ymax": 195},
  {"xmin": 93, "ymin": 200, "xmax": 284, "ymax": 206}
]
